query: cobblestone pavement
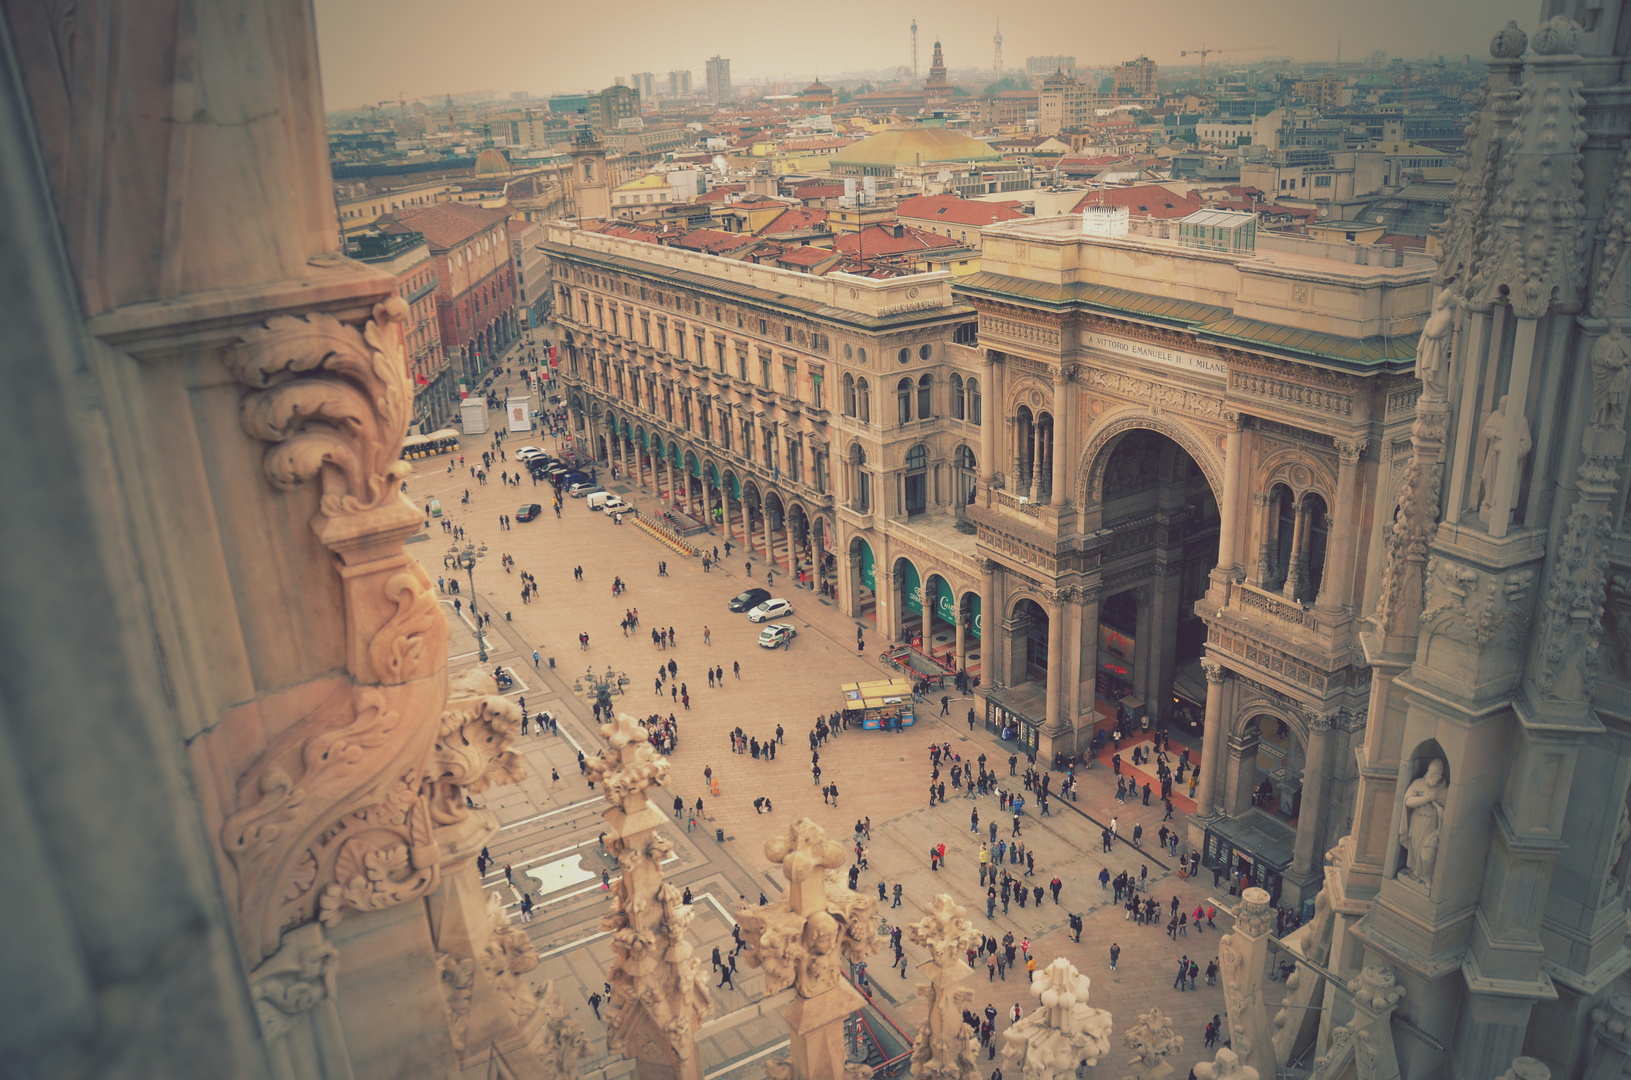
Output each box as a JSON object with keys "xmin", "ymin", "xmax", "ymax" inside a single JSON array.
[{"xmin": 406, "ymin": 355, "xmax": 1238, "ymax": 1079}]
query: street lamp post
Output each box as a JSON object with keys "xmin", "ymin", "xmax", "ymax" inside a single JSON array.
[{"xmin": 449, "ymin": 541, "xmax": 490, "ymax": 663}]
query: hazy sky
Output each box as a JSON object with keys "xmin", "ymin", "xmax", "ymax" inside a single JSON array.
[{"xmin": 316, "ymin": 0, "xmax": 1537, "ymax": 111}]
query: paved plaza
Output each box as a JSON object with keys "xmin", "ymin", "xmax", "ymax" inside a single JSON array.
[{"xmin": 404, "ymin": 357, "xmax": 1236, "ymax": 1079}]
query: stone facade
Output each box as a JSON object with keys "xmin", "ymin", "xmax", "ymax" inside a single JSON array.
[
  {"xmin": 545, "ymin": 224, "xmax": 991, "ymax": 675},
  {"xmin": 956, "ymin": 214, "xmax": 1433, "ymax": 906}
]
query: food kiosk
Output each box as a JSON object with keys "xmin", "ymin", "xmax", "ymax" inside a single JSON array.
[{"xmin": 839, "ymin": 679, "xmax": 917, "ymax": 730}]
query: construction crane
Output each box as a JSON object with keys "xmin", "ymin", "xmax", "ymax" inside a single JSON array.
[{"xmin": 1180, "ymin": 45, "xmax": 1276, "ymax": 89}]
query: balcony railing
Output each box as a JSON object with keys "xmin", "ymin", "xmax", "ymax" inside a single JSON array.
[{"xmin": 995, "ymin": 488, "xmax": 1041, "ymax": 518}]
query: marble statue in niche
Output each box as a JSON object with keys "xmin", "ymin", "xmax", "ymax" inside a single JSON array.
[
  {"xmin": 1398, "ymin": 758, "xmax": 1448, "ymax": 890},
  {"xmin": 1474, "ymin": 396, "xmax": 1532, "ymax": 523}
]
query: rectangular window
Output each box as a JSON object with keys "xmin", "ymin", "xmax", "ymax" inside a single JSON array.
[
  {"xmin": 675, "ymin": 329, "xmax": 684, "ymax": 359},
  {"xmin": 811, "ymin": 374, "xmax": 824, "ymax": 410},
  {"xmin": 720, "ymin": 412, "xmax": 731, "ymax": 449},
  {"xmin": 696, "ymin": 334, "xmax": 706, "ymax": 363},
  {"xmin": 758, "ymin": 318, "xmax": 768, "ymax": 336},
  {"xmin": 761, "ymin": 359, "xmax": 772, "ymax": 389},
  {"xmin": 641, "ymin": 319, "xmax": 650, "ymax": 346},
  {"xmin": 658, "ymin": 324, "xmax": 667, "ymax": 352},
  {"xmin": 783, "ymin": 365, "xmax": 797, "ymax": 398},
  {"xmin": 738, "ymin": 354, "xmax": 748, "ymax": 382},
  {"xmin": 715, "ymin": 340, "xmax": 726, "ymax": 371}
]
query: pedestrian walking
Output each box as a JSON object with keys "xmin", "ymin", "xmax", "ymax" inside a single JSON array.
[{"xmin": 1109, "ymin": 943, "xmax": 1120, "ymax": 971}]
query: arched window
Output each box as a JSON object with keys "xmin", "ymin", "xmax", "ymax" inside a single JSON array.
[
  {"xmin": 967, "ymin": 378, "xmax": 982, "ymax": 425},
  {"xmin": 917, "ymin": 373, "xmax": 933, "ymax": 420},
  {"xmin": 897, "ymin": 377, "xmax": 913, "ymax": 425},
  {"xmin": 950, "ymin": 373, "xmax": 965, "ymax": 419},
  {"xmin": 903, "ymin": 443, "xmax": 929, "ymax": 515},
  {"xmin": 843, "ymin": 372, "xmax": 857, "ymax": 416},
  {"xmin": 955, "ymin": 445, "xmax": 978, "ymax": 505},
  {"xmin": 850, "ymin": 445, "xmax": 871, "ymax": 512},
  {"xmin": 857, "ymin": 378, "xmax": 871, "ymax": 423},
  {"xmin": 905, "ymin": 443, "xmax": 929, "ymax": 471}
]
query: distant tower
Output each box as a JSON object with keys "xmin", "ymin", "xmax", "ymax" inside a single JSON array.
[
  {"xmin": 912, "ymin": 19, "xmax": 919, "ymax": 79},
  {"xmin": 994, "ymin": 20, "xmax": 1003, "ymax": 76}
]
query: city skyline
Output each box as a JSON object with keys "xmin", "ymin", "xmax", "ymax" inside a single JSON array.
[{"xmin": 316, "ymin": 0, "xmax": 1533, "ymax": 111}]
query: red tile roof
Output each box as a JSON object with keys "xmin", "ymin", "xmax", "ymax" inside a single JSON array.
[
  {"xmin": 896, "ymin": 194, "xmax": 1027, "ymax": 228},
  {"xmin": 777, "ymin": 245, "xmax": 839, "ymax": 266},
  {"xmin": 1070, "ymin": 185, "xmax": 1202, "ymax": 219},
  {"xmin": 385, "ymin": 202, "xmax": 510, "ymax": 248},
  {"xmin": 760, "ymin": 207, "xmax": 830, "ymax": 235},
  {"xmin": 669, "ymin": 228, "xmax": 755, "ymax": 254},
  {"xmin": 833, "ymin": 223, "xmax": 962, "ymax": 257},
  {"xmin": 794, "ymin": 182, "xmax": 845, "ymax": 199},
  {"xmin": 694, "ymin": 184, "xmax": 746, "ymax": 205}
]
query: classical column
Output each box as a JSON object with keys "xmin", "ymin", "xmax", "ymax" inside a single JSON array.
[
  {"xmin": 1251, "ymin": 493, "xmax": 1276, "ymax": 587},
  {"xmin": 1052, "ymin": 368, "xmax": 1075, "ymax": 509},
  {"xmin": 1213, "ymin": 412, "xmax": 1244, "ymax": 593},
  {"xmin": 1223, "ymin": 734, "xmax": 1258, "ymax": 817},
  {"xmin": 1028, "ymin": 419, "xmax": 1044, "ymax": 503},
  {"xmin": 955, "ymin": 612, "xmax": 968, "ymax": 674},
  {"xmin": 1280, "ymin": 498, "xmax": 1308, "ymax": 601},
  {"xmin": 1316, "ymin": 440, "xmax": 1366, "ymax": 615},
  {"xmin": 981, "ymin": 560, "xmax": 999, "ymax": 685},
  {"xmin": 980, "ymin": 352, "xmax": 998, "ymax": 488},
  {"xmin": 1290, "ymin": 711, "xmax": 1335, "ymax": 878},
  {"xmin": 763, "ymin": 503, "xmax": 776, "ymax": 572},
  {"xmin": 1194, "ymin": 660, "xmax": 1230, "ymax": 818},
  {"xmin": 1045, "ymin": 591, "xmax": 1065, "ymax": 735}
]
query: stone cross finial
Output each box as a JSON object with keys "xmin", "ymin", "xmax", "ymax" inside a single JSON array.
[
  {"xmin": 908, "ymin": 893, "xmax": 982, "ymax": 974},
  {"xmin": 766, "ymin": 817, "xmax": 846, "ymax": 914}
]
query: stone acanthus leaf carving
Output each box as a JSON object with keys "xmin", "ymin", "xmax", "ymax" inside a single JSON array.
[
  {"xmin": 367, "ymin": 567, "xmax": 446, "ymax": 685},
  {"xmin": 481, "ymin": 891, "xmax": 547, "ymax": 1026},
  {"xmin": 230, "ymin": 297, "xmax": 414, "ymax": 519},
  {"xmin": 428, "ymin": 688, "xmax": 524, "ymax": 826},
  {"xmin": 1470, "ymin": 24, "xmax": 1589, "ymax": 317},
  {"xmin": 222, "ymin": 684, "xmax": 444, "ymax": 963},
  {"xmin": 249, "ymin": 922, "xmax": 339, "ymax": 1044},
  {"xmin": 1420, "ymin": 557, "xmax": 1534, "ymax": 650},
  {"xmin": 436, "ymin": 950, "xmax": 476, "ymax": 1052},
  {"xmin": 1347, "ymin": 966, "xmax": 1405, "ymax": 1012},
  {"xmin": 1000, "ymin": 957, "xmax": 1114, "ymax": 1080},
  {"xmin": 1194, "ymin": 1047, "xmax": 1260, "ymax": 1080},
  {"xmin": 589, "ymin": 713, "xmax": 671, "ymax": 812},
  {"xmin": 1490, "ymin": 20, "xmax": 1528, "ymax": 58},
  {"xmin": 1079, "ymin": 367, "xmax": 1222, "ymax": 420},
  {"xmin": 1122, "ymin": 1007, "xmax": 1182, "ymax": 1080},
  {"xmin": 533, "ymin": 979, "xmax": 592, "ymax": 1080}
]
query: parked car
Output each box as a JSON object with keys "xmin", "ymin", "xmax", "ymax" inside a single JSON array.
[
  {"xmin": 728, "ymin": 588, "xmax": 772, "ymax": 612},
  {"xmin": 568, "ymin": 482, "xmax": 604, "ymax": 499},
  {"xmin": 514, "ymin": 446, "xmax": 547, "ymax": 462},
  {"xmin": 586, "ymin": 491, "xmax": 628, "ymax": 512},
  {"xmin": 600, "ymin": 496, "xmax": 632, "ymax": 514},
  {"xmin": 757, "ymin": 623, "xmax": 796, "ymax": 649},
  {"xmin": 516, "ymin": 503, "xmax": 543, "ymax": 522},
  {"xmin": 747, "ymin": 598, "xmax": 793, "ymax": 623},
  {"xmin": 543, "ymin": 463, "xmax": 572, "ymax": 479}
]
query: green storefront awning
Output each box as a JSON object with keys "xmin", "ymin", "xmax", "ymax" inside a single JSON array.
[
  {"xmin": 971, "ymin": 594, "xmax": 982, "ymax": 641},
  {"xmin": 707, "ymin": 463, "xmax": 720, "ymax": 486},
  {"xmin": 669, "ymin": 444, "xmax": 681, "ymax": 466},
  {"xmin": 639, "ymin": 430, "xmax": 648, "ymax": 449},
  {"xmin": 729, "ymin": 474, "xmax": 741, "ymax": 499},
  {"xmin": 901, "ymin": 561, "xmax": 922, "ymax": 615},
  {"xmin": 933, "ymin": 577, "xmax": 956, "ymax": 626},
  {"xmin": 859, "ymin": 541, "xmax": 875, "ymax": 591}
]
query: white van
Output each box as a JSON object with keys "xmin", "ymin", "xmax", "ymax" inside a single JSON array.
[{"xmin": 586, "ymin": 491, "xmax": 624, "ymax": 512}]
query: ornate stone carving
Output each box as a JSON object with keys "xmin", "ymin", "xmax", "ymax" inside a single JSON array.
[
  {"xmin": 1398, "ymin": 759, "xmax": 1448, "ymax": 890},
  {"xmin": 428, "ymin": 687, "xmax": 525, "ymax": 826},
  {"xmin": 221, "ymin": 684, "xmax": 444, "ymax": 963},
  {"xmin": 999, "ymin": 957, "xmax": 1114, "ymax": 1080},
  {"xmin": 1195, "ymin": 1047, "xmax": 1259, "ymax": 1080},
  {"xmin": 1201, "ymin": 658, "xmax": 1228, "ymax": 685},
  {"xmin": 1531, "ymin": 16, "xmax": 1582, "ymax": 55},
  {"xmin": 742, "ymin": 818, "xmax": 877, "ymax": 1080},
  {"xmin": 1591, "ymin": 140, "xmax": 1631, "ymax": 319},
  {"xmin": 1335, "ymin": 439, "xmax": 1369, "ymax": 464},
  {"xmin": 1122, "ymin": 1008, "xmax": 1182, "ymax": 1080},
  {"xmin": 436, "ymin": 950, "xmax": 476, "ymax": 1052},
  {"xmin": 907, "ymin": 895, "xmax": 984, "ymax": 1080},
  {"xmin": 1235, "ymin": 887, "xmax": 1273, "ymax": 938},
  {"xmin": 1470, "ymin": 24, "xmax": 1588, "ymax": 317},
  {"xmin": 590, "ymin": 715, "xmax": 713, "ymax": 1077},
  {"xmin": 1420, "ymin": 558, "xmax": 1534, "ymax": 651},
  {"xmin": 1373, "ymin": 405, "xmax": 1448, "ymax": 647},
  {"xmin": 1490, "ymin": 20, "xmax": 1528, "ymax": 58},
  {"xmin": 1604, "ymin": 575, "xmax": 1631, "ymax": 684},
  {"xmin": 249, "ymin": 922, "xmax": 340, "ymax": 1044},
  {"xmin": 1347, "ymin": 967, "xmax": 1405, "ymax": 1012},
  {"xmin": 741, "ymin": 819, "xmax": 878, "ymax": 998},
  {"xmin": 231, "ymin": 297, "xmax": 416, "ymax": 522}
]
